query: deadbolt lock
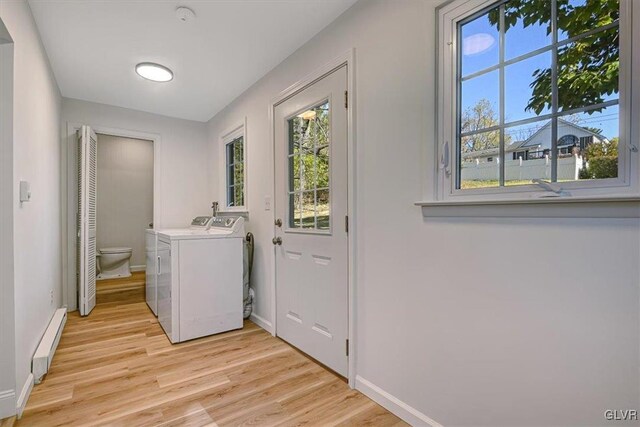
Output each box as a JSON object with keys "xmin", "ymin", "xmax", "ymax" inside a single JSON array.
[{"xmin": 275, "ymin": 218, "xmax": 282, "ymax": 227}]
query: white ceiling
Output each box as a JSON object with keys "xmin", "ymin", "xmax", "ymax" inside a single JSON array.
[{"xmin": 28, "ymin": 0, "xmax": 357, "ymax": 122}]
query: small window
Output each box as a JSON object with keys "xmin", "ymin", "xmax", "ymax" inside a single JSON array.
[
  {"xmin": 437, "ymin": 0, "xmax": 636, "ymax": 200},
  {"xmin": 558, "ymin": 134, "xmax": 579, "ymax": 147},
  {"xmin": 220, "ymin": 121, "xmax": 247, "ymax": 211},
  {"xmin": 226, "ymin": 136, "xmax": 244, "ymax": 208}
]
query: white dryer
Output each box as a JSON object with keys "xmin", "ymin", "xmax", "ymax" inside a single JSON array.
[
  {"xmin": 156, "ymin": 216, "xmax": 245, "ymax": 343},
  {"xmin": 145, "ymin": 216, "xmax": 219, "ymax": 316},
  {"xmin": 145, "ymin": 229, "xmax": 158, "ymax": 315}
]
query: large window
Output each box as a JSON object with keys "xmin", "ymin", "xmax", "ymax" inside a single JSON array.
[
  {"xmin": 221, "ymin": 122, "xmax": 246, "ymax": 210},
  {"xmin": 437, "ymin": 0, "xmax": 636, "ymax": 200}
]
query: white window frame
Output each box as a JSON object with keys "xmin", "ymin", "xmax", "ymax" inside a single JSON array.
[
  {"xmin": 435, "ymin": 0, "xmax": 639, "ymax": 203},
  {"xmin": 219, "ymin": 119, "xmax": 247, "ymax": 212}
]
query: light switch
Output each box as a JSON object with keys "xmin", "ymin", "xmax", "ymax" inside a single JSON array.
[
  {"xmin": 19, "ymin": 181, "xmax": 31, "ymax": 202},
  {"xmin": 264, "ymin": 195, "xmax": 271, "ymax": 211}
]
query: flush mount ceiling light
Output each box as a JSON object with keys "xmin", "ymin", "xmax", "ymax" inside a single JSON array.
[{"xmin": 135, "ymin": 62, "xmax": 173, "ymax": 82}]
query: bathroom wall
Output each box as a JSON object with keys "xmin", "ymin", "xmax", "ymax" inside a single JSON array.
[{"xmin": 96, "ymin": 134, "xmax": 153, "ymax": 268}]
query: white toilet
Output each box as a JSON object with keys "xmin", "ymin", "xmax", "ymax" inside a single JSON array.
[{"xmin": 97, "ymin": 247, "xmax": 133, "ymax": 280}]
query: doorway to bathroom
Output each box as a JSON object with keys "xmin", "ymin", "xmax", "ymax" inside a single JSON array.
[
  {"xmin": 66, "ymin": 124, "xmax": 159, "ymax": 316},
  {"xmin": 94, "ymin": 132, "xmax": 153, "ymax": 306}
]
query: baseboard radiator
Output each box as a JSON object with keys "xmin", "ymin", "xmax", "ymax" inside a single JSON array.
[{"xmin": 32, "ymin": 308, "xmax": 67, "ymax": 384}]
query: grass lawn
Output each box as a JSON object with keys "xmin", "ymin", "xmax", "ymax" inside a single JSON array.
[
  {"xmin": 461, "ymin": 180, "xmax": 534, "ymax": 189},
  {"xmin": 298, "ymin": 203, "xmax": 330, "ymax": 229}
]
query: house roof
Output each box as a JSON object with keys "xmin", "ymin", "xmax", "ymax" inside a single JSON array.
[
  {"xmin": 461, "ymin": 118, "xmax": 607, "ymax": 160},
  {"xmin": 518, "ymin": 118, "xmax": 606, "ymax": 148}
]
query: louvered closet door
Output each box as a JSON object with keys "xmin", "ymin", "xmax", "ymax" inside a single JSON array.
[{"xmin": 78, "ymin": 125, "xmax": 97, "ymax": 316}]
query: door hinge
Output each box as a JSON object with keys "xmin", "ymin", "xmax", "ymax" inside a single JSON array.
[
  {"xmin": 345, "ymin": 215, "xmax": 349, "ymax": 233},
  {"xmin": 344, "ymin": 90, "xmax": 348, "ymax": 109},
  {"xmin": 346, "ymin": 339, "xmax": 349, "ymax": 356}
]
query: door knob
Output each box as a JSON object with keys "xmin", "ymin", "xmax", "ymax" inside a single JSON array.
[
  {"xmin": 272, "ymin": 237, "xmax": 282, "ymax": 245},
  {"xmin": 275, "ymin": 218, "xmax": 282, "ymax": 227}
]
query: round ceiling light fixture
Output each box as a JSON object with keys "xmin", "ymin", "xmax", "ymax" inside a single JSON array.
[{"xmin": 135, "ymin": 62, "xmax": 174, "ymax": 82}]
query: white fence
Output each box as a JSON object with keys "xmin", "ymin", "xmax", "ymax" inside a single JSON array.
[{"xmin": 461, "ymin": 156, "xmax": 583, "ymax": 182}]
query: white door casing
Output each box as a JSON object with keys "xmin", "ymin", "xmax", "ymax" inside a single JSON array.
[
  {"xmin": 274, "ymin": 65, "xmax": 348, "ymax": 376},
  {"xmin": 78, "ymin": 126, "xmax": 97, "ymax": 316}
]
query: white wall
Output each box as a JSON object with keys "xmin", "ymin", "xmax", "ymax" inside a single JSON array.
[
  {"xmin": 61, "ymin": 98, "xmax": 210, "ymax": 310},
  {"xmin": 0, "ymin": 0, "xmax": 62, "ymax": 415},
  {"xmin": 96, "ymin": 134, "xmax": 153, "ymax": 267},
  {"xmin": 207, "ymin": 1, "xmax": 640, "ymax": 425},
  {"xmin": 0, "ymin": 19, "xmax": 16, "ymax": 421}
]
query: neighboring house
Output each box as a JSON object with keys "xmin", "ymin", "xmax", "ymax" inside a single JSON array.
[{"xmin": 463, "ymin": 119, "xmax": 607, "ymax": 163}]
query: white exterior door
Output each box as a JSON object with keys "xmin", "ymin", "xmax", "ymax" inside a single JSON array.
[
  {"xmin": 274, "ymin": 65, "xmax": 348, "ymax": 376},
  {"xmin": 78, "ymin": 125, "xmax": 97, "ymax": 316}
]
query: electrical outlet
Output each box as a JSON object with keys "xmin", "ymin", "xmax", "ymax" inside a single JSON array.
[{"xmin": 50, "ymin": 290, "xmax": 54, "ymax": 305}]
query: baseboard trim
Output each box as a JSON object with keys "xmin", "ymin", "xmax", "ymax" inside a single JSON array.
[
  {"xmin": 249, "ymin": 313, "xmax": 273, "ymax": 334},
  {"xmin": 0, "ymin": 389, "xmax": 16, "ymax": 419},
  {"xmin": 130, "ymin": 265, "xmax": 146, "ymax": 272},
  {"xmin": 15, "ymin": 373, "xmax": 33, "ymax": 418},
  {"xmin": 355, "ymin": 375, "xmax": 442, "ymax": 427}
]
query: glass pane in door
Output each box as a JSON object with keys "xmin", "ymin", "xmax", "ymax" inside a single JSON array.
[{"xmin": 287, "ymin": 101, "xmax": 330, "ymax": 230}]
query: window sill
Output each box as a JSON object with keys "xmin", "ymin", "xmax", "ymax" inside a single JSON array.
[{"xmin": 416, "ymin": 195, "xmax": 640, "ymax": 218}]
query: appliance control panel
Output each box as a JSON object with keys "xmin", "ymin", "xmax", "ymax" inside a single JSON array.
[
  {"xmin": 189, "ymin": 216, "xmax": 245, "ymax": 235},
  {"xmin": 209, "ymin": 216, "xmax": 241, "ymax": 229},
  {"xmin": 191, "ymin": 216, "xmax": 213, "ymax": 228}
]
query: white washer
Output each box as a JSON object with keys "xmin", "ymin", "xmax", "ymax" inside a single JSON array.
[{"xmin": 155, "ymin": 216, "xmax": 245, "ymax": 343}]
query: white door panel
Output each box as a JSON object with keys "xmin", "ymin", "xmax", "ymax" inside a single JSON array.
[
  {"xmin": 78, "ymin": 125, "xmax": 97, "ymax": 316},
  {"xmin": 274, "ymin": 66, "xmax": 348, "ymax": 376}
]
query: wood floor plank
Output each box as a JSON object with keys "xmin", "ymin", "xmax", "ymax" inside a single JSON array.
[
  {"xmin": 17, "ymin": 274, "xmax": 406, "ymax": 426},
  {"xmin": 335, "ymin": 404, "xmax": 408, "ymax": 427},
  {"xmin": 0, "ymin": 417, "xmax": 16, "ymax": 427},
  {"xmin": 22, "ymin": 384, "xmax": 74, "ymax": 411}
]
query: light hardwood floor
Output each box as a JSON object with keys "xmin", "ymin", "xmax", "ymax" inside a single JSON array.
[
  {"xmin": 96, "ymin": 270, "xmax": 146, "ymax": 305},
  {"xmin": 17, "ymin": 275, "xmax": 406, "ymax": 426}
]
